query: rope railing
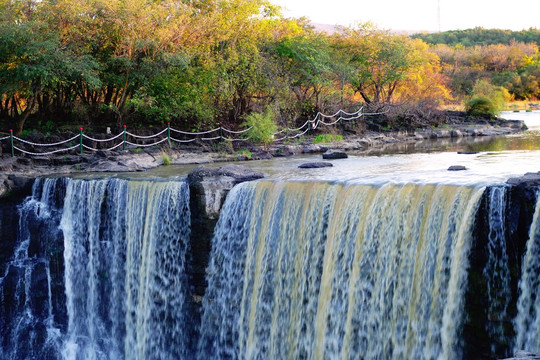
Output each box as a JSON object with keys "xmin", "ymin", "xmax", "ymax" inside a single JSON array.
[{"xmin": 0, "ymin": 106, "xmax": 389, "ymax": 156}]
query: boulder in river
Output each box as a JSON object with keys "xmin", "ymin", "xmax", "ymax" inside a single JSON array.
[
  {"xmin": 298, "ymin": 162, "xmax": 333, "ymax": 169},
  {"xmin": 448, "ymin": 165, "xmax": 467, "ymax": 171},
  {"xmin": 322, "ymin": 150, "xmax": 348, "ymax": 160}
]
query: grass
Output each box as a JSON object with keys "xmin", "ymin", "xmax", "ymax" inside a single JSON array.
[
  {"xmin": 313, "ymin": 134, "xmax": 343, "ymax": 144},
  {"xmin": 161, "ymin": 152, "xmax": 171, "ymax": 166},
  {"xmin": 236, "ymin": 149, "xmax": 252, "ymax": 159}
]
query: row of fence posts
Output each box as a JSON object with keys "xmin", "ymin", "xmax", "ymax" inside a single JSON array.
[
  {"xmin": 4, "ymin": 110, "xmax": 346, "ymax": 156},
  {"xmin": 5, "ymin": 122, "xmax": 178, "ymax": 157}
]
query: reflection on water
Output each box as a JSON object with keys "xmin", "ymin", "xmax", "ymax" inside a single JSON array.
[{"xmin": 459, "ymin": 131, "xmax": 540, "ymax": 152}]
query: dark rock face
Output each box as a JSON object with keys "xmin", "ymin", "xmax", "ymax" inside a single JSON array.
[
  {"xmin": 463, "ymin": 184, "xmax": 539, "ymax": 359},
  {"xmin": 448, "ymin": 165, "xmax": 467, "ymax": 171},
  {"xmin": 187, "ymin": 165, "xmax": 265, "ymax": 219},
  {"xmin": 0, "ymin": 174, "xmax": 34, "ymax": 199},
  {"xmin": 322, "ymin": 150, "xmax": 348, "ymax": 159},
  {"xmin": 298, "ymin": 162, "xmax": 334, "ymax": 169},
  {"xmin": 507, "ymin": 172, "xmax": 540, "ymax": 187},
  {"xmin": 0, "ymin": 178, "xmax": 67, "ymax": 359},
  {"xmin": 187, "ymin": 165, "xmax": 265, "ymax": 297}
]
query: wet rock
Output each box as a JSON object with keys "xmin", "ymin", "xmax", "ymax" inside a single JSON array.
[
  {"xmin": 251, "ymin": 151, "xmax": 272, "ymax": 160},
  {"xmin": 322, "ymin": 150, "xmax": 348, "ymax": 160},
  {"xmin": 458, "ymin": 151, "xmax": 479, "ymax": 155},
  {"xmin": 302, "ymin": 144, "xmax": 325, "ymax": 153},
  {"xmin": 451, "ymin": 129, "xmax": 463, "ymax": 137},
  {"xmin": 448, "ymin": 165, "xmax": 467, "ymax": 171},
  {"xmin": 507, "ymin": 172, "xmax": 540, "ymax": 187},
  {"xmin": 500, "ymin": 350, "xmax": 540, "ymax": 359},
  {"xmin": 187, "ymin": 164, "xmax": 265, "ymax": 219},
  {"xmin": 187, "ymin": 164, "xmax": 265, "ymax": 297},
  {"xmin": 298, "ymin": 162, "xmax": 333, "ymax": 169}
]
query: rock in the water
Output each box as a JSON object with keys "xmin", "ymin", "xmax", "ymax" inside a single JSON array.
[
  {"xmin": 507, "ymin": 172, "xmax": 540, "ymax": 186},
  {"xmin": 500, "ymin": 350, "xmax": 540, "ymax": 359},
  {"xmin": 187, "ymin": 164, "xmax": 265, "ymax": 219},
  {"xmin": 298, "ymin": 162, "xmax": 333, "ymax": 169},
  {"xmin": 187, "ymin": 164, "xmax": 265, "ymax": 297},
  {"xmin": 448, "ymin": 165, "xmax": 467, "ymax": 171},
  {"xmin": 322, "ymin": 150, "xmax": 348, "ymax": 160},
  {"xmin": 458, "ymin": 151, "xmax": 479, "ymax": 155}
]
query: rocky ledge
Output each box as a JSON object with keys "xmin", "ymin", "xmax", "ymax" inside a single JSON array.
[
  {"xmin": 187, "ymin": 164, "xmax": 265, "ymax": 219},
  {"xmin": 507, "ymin": 172, "xmax": 540, "ymax": 187},
  {"xmin": 501, "ymin": 350, "xmax": 540, "ymax": 360},
  {"xmin": 186, "ymin": 164, "xmax": 265, "ymax": 297}
]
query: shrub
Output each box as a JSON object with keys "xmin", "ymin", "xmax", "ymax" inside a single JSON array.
[
  {"xmin": 242, "ymin": 107, "xmax": 278, "ymax": 150},
  {"xmin": 466, "ymin": 96, "xmax": 498, "ymax": 118},
  {"xmin": 467, "ymin": 79, "xmax": 509, "ymax": 118},
  {"xmin": 236, "ymin": 149, "xmax": 252, "ymax": 159},
  {"xmin": 313, "ymin": 134, "xmax": 343, "ymax": 143},
  {"xmin": 161, "ymin": 152, "xmax": 171, "ymax": 166}
]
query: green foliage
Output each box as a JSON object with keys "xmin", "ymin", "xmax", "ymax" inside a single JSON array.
[
  {"xmin": 4, "ymin": 0, "xmax": 537, "ymax": 135},
  {"xmin": 466, "ymin": 96, "xmax": 498, "ymax": 118},
  {"xmin": 467, "ymin": 79, "xmax": 508, "ymax": 117},
  {"xmin": 412, "ymin": 28, "xmax": 540, "ymax": 47},
  {"xmin": 242, "ymin": 107, "xmax": 277, "ymax": 149},
  {"xmin": 236, "ymin": 149, "xmax": 252, "ymax": 159},
  {"xmin": 313, "ymin": 133, "xmax": 343, "ymax": 143},
  {"xmin": 161, "ymin": 152, "xmax": 171, "ymax": 166}
]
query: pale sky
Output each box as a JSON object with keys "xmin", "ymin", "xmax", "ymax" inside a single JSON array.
[{"xmin": 270, "ymin": 0, "xmax": 540, "ymax": 32}]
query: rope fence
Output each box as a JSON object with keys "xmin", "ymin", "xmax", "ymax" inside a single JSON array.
[{"xmin": 0, "ymin": 106, "xmax": 387, "ymax": 157}]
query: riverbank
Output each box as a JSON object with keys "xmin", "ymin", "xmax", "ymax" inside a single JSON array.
[{"xmin": 0, "ymin": 117, "xmax": 525, "ymax": 198}]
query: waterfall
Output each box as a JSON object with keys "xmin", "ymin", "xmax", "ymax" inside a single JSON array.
[
  {"xmin": 198, "ymin": 181, "xmax": 484, "ymax": 360},
  {"xmin": 483, "ymin": 186, "xmax": 512, "ymax": 353},
  {"xmin": 0, "ymin": 178, "xmax": 66, "ymax": 360},
  {"xmin": 59, "ymin": 178, "xmax": 193, "ymax": 360},
  {"xmin": 514, "ymin": 190, "xmax": 540, "ymax": 352}
]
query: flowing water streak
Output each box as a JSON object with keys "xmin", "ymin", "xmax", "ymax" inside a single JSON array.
[
  {"xmin": 482, "ymin": 186, "xmax": 512, "ymax": 353},
  {"xmin": 60, "ymin": 178, "xmax": 192, "ymax": 360},
  {"xmin": 514, "ymin": 189, "xmax": 540, "ymax": 352},
  {"xmin": 198, "ymin": 180, "xmax": 484, "ymax": 360},
  {"xmin": 0, "ymin": 178, "xmax": 65, "ymax": 360}
]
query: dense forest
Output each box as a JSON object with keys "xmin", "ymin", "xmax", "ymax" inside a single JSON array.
[
  {"xmin": 0, "ymin": 0, "xmax": 539, "ymax": 136},
  {"xmin": 412, "ymin": 28, "xmax": 540, "ymax": 47}
]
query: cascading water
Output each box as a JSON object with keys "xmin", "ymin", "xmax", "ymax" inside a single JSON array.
[
  {"xmin": 0, "ymin": 177, "xmax": 194, "ymax": 360},
  {"xmin": 514, "ymin": 189, "xmax": 540, "ymax": 352},
  {"xmin": 198, "ymin": 181, "xmax": 484, "ymax": 360},
  {"xmin": 0, "ymin": 178, "xmax": 66, "ymax": 360},
  {"xmin": 483, "ymin": 186, "xmax": 512, "ymax": 353},
  {"xmin": 59, "ymin": 178, "xmax": 193, "ymax": 360},
  {"xmin": 3, "ymin": 173, "xmax": 540, "ymax": 359}
]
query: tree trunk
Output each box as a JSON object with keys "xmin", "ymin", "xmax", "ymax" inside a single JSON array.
[{"xmin": 15, "ymin": 95, "xmax": 37, "ymax": 136}]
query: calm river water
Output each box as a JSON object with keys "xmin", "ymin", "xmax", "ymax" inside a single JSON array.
[{"xmin": 124, "ymin": 110, "xmax": 540, "ymax": 186}]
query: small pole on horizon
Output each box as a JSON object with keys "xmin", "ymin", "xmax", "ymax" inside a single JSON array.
[
  {"xmin": 9, "ymin": 129, "xmax": 14, "ymax": 157},
  {"xmin": 122, "ymin": 125, "xmax": 126, "ymax": 150},
  {"xmin": 79, "ymin": 128, "xmax": 83, "ymax": 155}
]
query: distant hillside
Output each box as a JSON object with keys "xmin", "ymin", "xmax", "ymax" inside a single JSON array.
[
  {"xmin": 311, "ymin": 23, "xmax": 431, "ymax": 36},
  {"xmin": 310, "ymin": 23, "xmax": 341, "ymax": 35},
  {"xmin": 411, "ymin": 27, "xmax": 540, "ymax": 46}
]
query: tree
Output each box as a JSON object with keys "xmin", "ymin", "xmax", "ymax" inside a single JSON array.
[{"xmin": 336, "ymin": 24, "xmax": 415, "ymax": 105}]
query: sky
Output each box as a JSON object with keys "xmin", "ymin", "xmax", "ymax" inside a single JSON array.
[{"xmin": 270, "ymin": 0, "xmax": 540, "ymax": 32}]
